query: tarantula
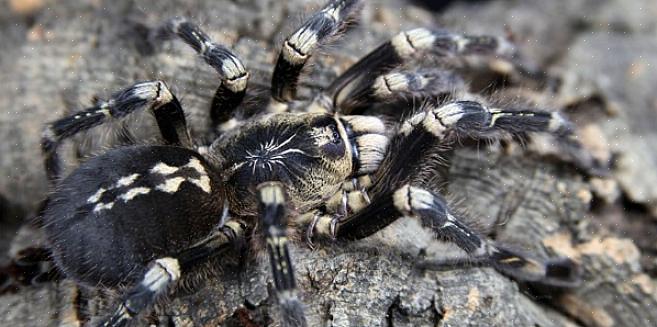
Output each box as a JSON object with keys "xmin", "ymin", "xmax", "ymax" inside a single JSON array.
[{"xmin": 35, "ymin": 0, "xmax": 579, "ymax": 326}]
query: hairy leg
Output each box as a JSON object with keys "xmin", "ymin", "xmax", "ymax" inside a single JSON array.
[
  {"xmin": 336, "ymin": 68, "xmax": 464, "ymax": 112},
  {"xmin": 42, "ymin": 81, "xmax": 191, "ymax": 183},
  {"xmin": 325, "ymin": 29, "xmax": 516, "ymax": 113},
  {"xmin": 154, "ymin": 18, "xmax": 249, "ymax": 129},
  {"xmin": 310, "ymin": 101, "xmax": 578, "ymax": 286},
  {"xmin": 270, "ymin": 0, "xmax": 362, "ymax": 107},
  {"xmin": 257, "ymin": 182, "xmax": 307, "ymax": 327},
  {"xmin": 99, "ymin": 220, "xmax": 246, "ymax": 327},
  {"xmin": 311, "ymin": 183, "xmax": 577, "ymax": 287}
]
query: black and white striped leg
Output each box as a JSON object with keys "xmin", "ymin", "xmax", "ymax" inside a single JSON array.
[
  {"xmin": 270, "ymin": 0, "xmax": 362, "ymax": 104},
  {"xmin": 377, "ymin": 101, "xmax": 571, "ymax": 200},
  {"xmin": 317, "ymin": 185, "xmax": 578, "ymax": 287},
  {"xmin": 326, "ymin": 29, "xmax": 516, "ymax": 113},
  {"xmin": 338, "ymin": 68, "xmax": 464, "ymax": 112},
  {"xmin": 257, "ymin": 182, "xmax": 307, "ymax": 327},
  {"xmin": 371, "ymin": 69, "xmax": 463, "ymax": 103},
  {"xmin": 310, "ymin": 103, "xmax": 577, "ymax": 286},
  {"xmin": 400, "ymin": 101, "xmax": 573, "ymax": 143},
  {"xmin": 101, "ymin": 258, "xmax": 181, "ymax": 327},
  {"xmin": 41, "ymin": 81, "xmax": 192, "ymax": 183},
  {"xmin": 341, "ymin": 101, "xmax": 572, "ymax": 204},
  {"xmin": 392, "ymin": 185, "xmax": 579, "ymax": 287},
  {"xmin": 155, "ymin": 18, "xmax": 248, "ymax": 128},
  {"xmin": 424, "ymin": 101, "xmax": 605, "ymax": 176},
  {"xmin": 99, "ymin": 220, "xmax": 246, "ymax": 327},
  {"xmin": 416, "ymin": 249, "xmax": 578, "ymax": 287}
]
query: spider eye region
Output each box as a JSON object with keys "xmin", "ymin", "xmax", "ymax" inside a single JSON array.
[{"xmin": 309, "ymin": 123, "xmax": 345, "ymax": 159}]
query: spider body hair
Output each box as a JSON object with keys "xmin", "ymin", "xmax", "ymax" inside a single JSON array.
[
  {"xmin": 44, "ymin": 146, "xmax": 223, "ymax": 287},
  {"xmin": 21, "ymin": 1, "xmax": 590, "ymax": 326}
]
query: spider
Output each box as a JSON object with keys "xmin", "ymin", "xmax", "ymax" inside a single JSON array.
[{"xmin": 35, "ymin": 0, "xmax": 580, "ymax": 326}]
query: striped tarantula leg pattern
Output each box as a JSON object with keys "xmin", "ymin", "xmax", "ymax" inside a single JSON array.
[
  {"xmin": 437, "ymin": 101, "xmax": 607, "ymax": 175},
  {"xmin": 320, "ymin": 185, "xmax": 578, "ymax": 287},
  {"xmin": 155, "ymin": 18, "xmax": 248, "ymax": 128},
  {"xmin": 270, "ymin": 0, "xmax": 362, "ymax": 106},
  {"xmin": 42, "ymin": 81, "xmax": 191, "ymax": 183},
  {"xmin": 100, "ymin": 258, "xmax": 181, "ymax": 327},
  {"xmin": 401, "ymin": 101, "xmax": 573, "ymax": 143},
  {"xmin": 326, "ymin": 29, "xmax": 516, "ymax": 113},
  {"xmin": 99, "ymin": 220, "xmax": 246, "ymax": 327},
  {"xmin": 393, "ymin": 185, "xmax": 579, "ymax": 287},
  {"xmin": 257, "ymin": 182, "xmax": 307, "ymax": 327},
  {"xmin": 338, "ymin": 68, "xmax": 465, "ymax": 111},
  {"xmin": 416, "ymin": 248, "xmax": 579, "ymax": 287}
]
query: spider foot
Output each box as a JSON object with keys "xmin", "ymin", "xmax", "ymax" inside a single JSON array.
[
  {"xmin": 490, "ymin": 247, "xmax": 580, "ymax": 288},
  {"xmin": 305, "ymin": 213, "xmax": 341, "ymax": 249},
  {"xmin": 417, "ymin": 245, "xmax": 580, "ymax": 288}
]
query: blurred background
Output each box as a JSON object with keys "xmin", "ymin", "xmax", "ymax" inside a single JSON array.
[{"xmin": 1, "ymin": 0, "xmax": 656, "ymax": 326}]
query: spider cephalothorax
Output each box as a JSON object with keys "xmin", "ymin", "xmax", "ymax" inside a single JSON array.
[
  {"xmin": 211, "ymin": 113, "xmax": 387, "ymax": 217},
  {"xmin": 33, "ymin": 0, "xmax": 585, "ymax": 326}
]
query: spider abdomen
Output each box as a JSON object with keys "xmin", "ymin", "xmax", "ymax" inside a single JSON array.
[{"xmin": 43, "ymin": 145, "xmax": 224, "ymax": 287}]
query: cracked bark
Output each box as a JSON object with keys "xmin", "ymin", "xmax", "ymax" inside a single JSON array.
[{"xmin": 2, "ymin": 0, "xmax": 657, "ymax": 326}]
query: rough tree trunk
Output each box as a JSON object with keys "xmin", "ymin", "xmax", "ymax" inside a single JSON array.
[{"xmin": 2, "ymin": 0, "xmax": 657, "ymax": 326}]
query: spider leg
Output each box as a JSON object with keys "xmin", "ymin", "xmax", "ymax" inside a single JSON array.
[
  {"xmin": 314, "ymin": 184, "xmax": 577, "ymax": 287},
  {"xmin": 398, "ymin": 100, "xmax": 573, "ymax": 143},
  {"xmin": 430, "ymin": 101, "xmax": 605, "ymax": 175},
  {"xmin": 415, "ymin": 251, "xmax": 577, "ymax": 284},
  {"xmin": 154, "ymin": 18, "xmax": 248, "ymax": 129},
  {"xmin": 343, "ymin": 100, "xmax": 569, "ymax": 192},
  {"xmin": 311, "ymin": 102, "xmax": 578, "ymax": 286},
  {"xmin": 337, "ymin": 68, "xmax": 465, "ymax": 112},
  {"xmin": 372, "ymin": 69, "xmax": 464, "ymax": 103},
  {"xmin": 270, "ymin": 0, "xmax": 362, "ymax": 106},
  {"xmin": 41, "ymin": 81, "xmax": 191, "ymax": 183},
  {"xmin": 325, "ymin": 29, "xmax": 516, "ymax": 114},
  {"xmin": 412, "ymin": 185, "xmax": 577, "ymax": 286},
  {"xmin": 325, "ymin": 175, "xmax": 373, "ymax": 216},
  {"xmin": 257, "ymin": 182, "xmax": 307, "ymax": 327},
  {"xmin": 99, "ymin": 220, "xmax": 246, "ymax": 327},
  {"xmin": 341, "ymin": 100, "xmax": 570, "ymax": 213}
]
